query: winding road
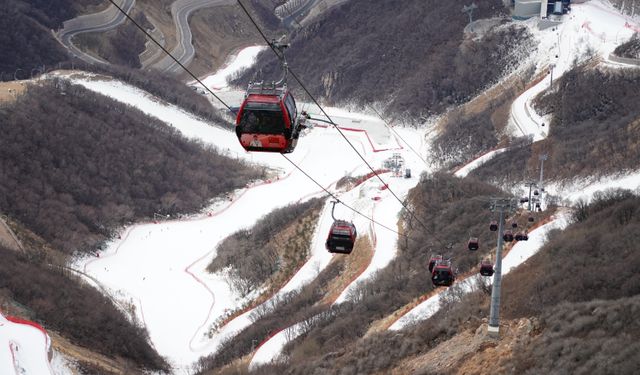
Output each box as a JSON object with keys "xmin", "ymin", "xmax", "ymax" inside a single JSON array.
[
  {"xmin": 55, "ymin": 0, "xmax": 136, "ymax": 65},
  {"xmin": 56, "ymin": 0, "xmax": 231, "ymax": 74},
  {"xmin": 151, "ymin": 0, "xmax": 234, "ymax": 74}
]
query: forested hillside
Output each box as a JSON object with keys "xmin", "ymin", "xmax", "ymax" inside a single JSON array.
[
  {"xmin": 208, "ymin": 198, "xmax": 323, "ymax": 297},
  {"xmin": 0, "ymin": 245, "xmax": 169, "ymax": 373},
  {"xmin": 615, "ymin": 34, "xmax": 640, "ymax": 58},
  {"xmin": 471, "ymin": 65, "xmax": 640, "ymax": 184},
  {"xmin": 195, "ymin": 173, "xmax": 548, "ymax": 374},
  {"xmin": 234, "ymin": 0, "xmax": 531, "ymax": 119},
  {"xmin": 0, "ymin": 81, "xmax": 262, "ymax": 254},
  {"xmin": 233, "ymin": 190, "xmax": 640, "ymax": 375},
  {"xmin": 610, "ymin": 0, "xmax": 640, "ymax": 16},
  {"xmin": 499, "ymin": 189, "xmax": 640, "ymax": 374}
]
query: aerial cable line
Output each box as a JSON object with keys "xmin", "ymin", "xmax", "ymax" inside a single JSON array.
[
  {"xmin": 281, "ymin": 155, "xmax": 420, "ymax": 244},
  {"xmin": 104, "ymin": 0, "xmax": 232, "ymax": 111},
  {"xmin": 101, "ymin": 0, "xmax": 426, "ymax": 246},
  {"xmin": 235, "ymin": 0, "xmax": 440, "ymax": 243},
  {"xmin": 88, "ymin": 0, "xmax": 417, "ymax": 243}
]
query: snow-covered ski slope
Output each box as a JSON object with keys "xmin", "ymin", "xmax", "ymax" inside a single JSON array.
[
  {"xmin": 248, "ymin": 1, "xmax": 640, "ymax": 366},
  {"xmin": 39, "ymin": 1, "xmax": 637, "ymax": 371},
  {"xmin": 0, "ymin": 311, "xmax": 68, "ymax": 375},
  {"xmin": 388, "ymin": 0, "xmax": 640, "ymax": 333},
  {"xmin": 247, "ymin": 161, "xmax": 428, "ymax": 370},
  {"xmin": 58, "ymin": 46, "xmax": 432, "ymax": 370},
  {"xmin": 508, "ymin": 0, "xmax": 639, "ymax": 141}
]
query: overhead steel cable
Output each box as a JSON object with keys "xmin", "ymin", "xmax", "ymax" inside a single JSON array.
[
  {"xmin": 281, "ymin": 155, "xmax": 420, "ymax": 244},
  {"xmin": 87, "ymin": 0, "xmax": 420, "ymax": 244},
  {"xmin": 235, "ymin": 0, "xmax": 443, "ymax": 243},
  {"xmin": 104, "ymin": 0, "xmax": 233, "ymax": 111}
]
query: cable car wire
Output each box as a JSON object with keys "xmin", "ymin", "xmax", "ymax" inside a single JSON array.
[
  {"xmin": 235, "ymin": 0, "xmax": 438, "ymax": 240},
  {"xmin": 99, "ymin": 0, "xmax": 434, "ymax": 247},
  {"xmin": 104, "ymin": 0, "xmax": 233, "ymax": 111},
  {"xmin": 281, "ymin": 155, "xmax": 420, "ymax": 244}
]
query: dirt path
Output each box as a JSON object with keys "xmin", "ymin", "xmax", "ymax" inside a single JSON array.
[{"xmin": 50, "ymin": 331, "xmax": 128, "ymax": 375}]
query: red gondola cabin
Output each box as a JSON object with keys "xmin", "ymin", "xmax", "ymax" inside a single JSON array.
[
  {"xmin": 489, "ymin": 220, "xmax": 498, "ymax": 232},
  {"xmin": 236, "ymin": 84, "xmax": 302, "ymax": 153},
  {"xmin": 431, "ymin": 260, "xmax": 455, "ymax": 287},
  {"xmin": 479, "ymin": 259, "xmax": 494, "ymax": 277},
  {"xmin": 325, "ymin": 220, "xmax": 357, "ymax": 254},
  {"xmin": 468, "ymin": 237, "xmax": 479, "ymax": 251},
  {"xmin": 503, "ymin": 230, "xmax": 514, "ymax": 242}
]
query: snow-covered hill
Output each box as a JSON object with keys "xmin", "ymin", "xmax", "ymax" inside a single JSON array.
[
  {"xmin": 6, "ymin": 1, "xmax": 640, "ymax": 373},
  {"xmin": 0, "ymin": 312, "xmax": 72, "ymax": 374},
  {"xmin": 55, "ymin": 46, "xmax": 432, "ymax": 370}
]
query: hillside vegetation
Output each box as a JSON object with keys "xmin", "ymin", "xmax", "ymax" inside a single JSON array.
[
  {"xmin": 72, "ymin": 11, "xmax": 150, "ymax": 68},
  {"xmin": 83, "ymin": 65, "xmax": 231, "ymax": 124},
  {"xmin": 195, "ymin": 173, "xmax": 539, "ymax": 373},
  {"xmin": 241, "ymin": 189, "xmax": 640, "ymax": 375},
  {"xmin": 233, "ymin": 0, "xmax": 532, "ymax": 119},
  {"xmin": 471, "ymin": 66, "xmax": 640, "ymax": 184},
  {"xmin": 610, "ymin": 0, "xmax": 640, "ymax": 16},
  {"xmin": 0, "ymin": 0, "xmax": 87, "ymax": 74},
  {"xmin": 0, "ymin": 245, "xmax": 169, "ymax": 372},
  {"xmin": 614, "ymin": 34, "xmax": 640, "ymax": 59},
  {"xmin": 496, "ymin": 189, "xmax": 640, "ymax": 374},
  {"xmin": 501, "ymin": 189, "xmax": 640, "ymax": 318},
  {"xmin": 431, "ymin": 70, "xmax": 533, "ymax": 167},
  {"xmin": 208, "ymin": 198, "xmax": 323, "ymax": 297},
  {"xmin": 0, "ymin": 81, "xmax": 263, "ymax": 254}
]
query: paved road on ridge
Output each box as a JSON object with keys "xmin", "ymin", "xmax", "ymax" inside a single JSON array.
[
  {"xmin": 151, "ymin": 0, "xmax": 234, "ymax": 74},
  {"xmin": 56, "ymin": 0, "xmax": 136, "ymax": 65},
  {"xmin": 56, "ymin": 0, "xmax": 232, "ymax": 74}
]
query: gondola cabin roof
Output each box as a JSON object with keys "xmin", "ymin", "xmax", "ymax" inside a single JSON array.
[
  {"xmin": 244, "ymin": 94, "xmax": 281, "ymax": 104},
  {"xmin": 330, "ymin": 224, "xmax": 354, "ymax": 236},
  {"xmin": 245, "ymin": 82, "xmax": 287, "ymax": 98}
]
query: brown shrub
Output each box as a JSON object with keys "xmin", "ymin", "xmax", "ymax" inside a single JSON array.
[
  {"xmin": 232, "ymin": 1, "xmax": 531, "ymax": 120},
  {"xmin": 501, "ymin": 190, "xmax": 640, "ymax": 319},
  {"xmin": 511, "ymin": 295, "xmax": 640, "ymax": 375},
  {"xmin": 472, "ymin": 66, "xmax": 640, "ymax": 183},
  {"xmin": 207, "ymin": 198, "xmax": 323, "ymax": 296}
]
